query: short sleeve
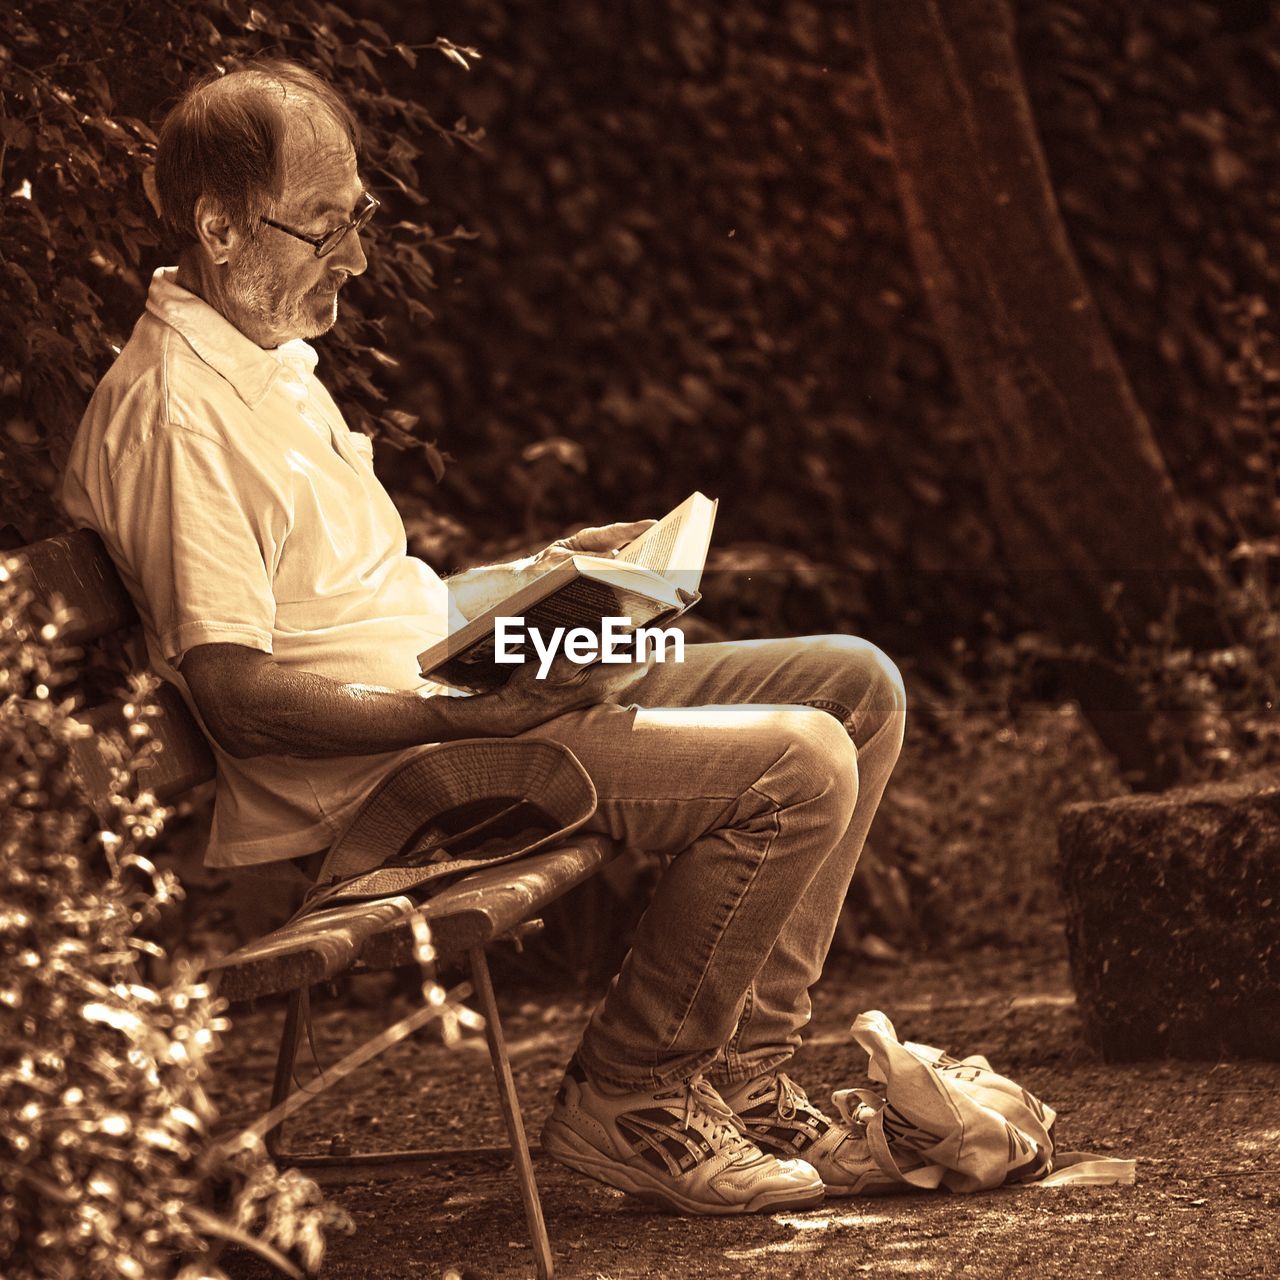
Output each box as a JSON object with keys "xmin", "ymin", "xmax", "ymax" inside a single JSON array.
[{"xmin": 110, "ymin": 425, "xmax": 281, "ymax": 669}]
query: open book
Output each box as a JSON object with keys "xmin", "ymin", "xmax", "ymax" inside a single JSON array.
[{"xmin": 418, "ymin": 492, "xmax": 718, "ymax": 692}]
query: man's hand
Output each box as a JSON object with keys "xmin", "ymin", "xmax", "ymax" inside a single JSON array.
[
  {"xmin": 447, "ymin": 519, "xmax": 657, "ymax": 622},
  {"xmin": 476, "ymin": 649, "xmax": 653, "ymax": 734},
  {"xmin": 528, "ymin": 519, "xmax": 657, "ymax": 577}
]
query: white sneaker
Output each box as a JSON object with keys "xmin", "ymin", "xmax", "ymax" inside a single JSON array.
[
  {"xmin": 540, "ymin": 1058, "xmax": 825, "ymax": 1215},
  {"xmin": 719, "ymin": 1071, "xmax": 922, "ymax": 1197}
]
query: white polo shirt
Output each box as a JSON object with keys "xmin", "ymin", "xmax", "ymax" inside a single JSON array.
[{"xmin": 61, "ymin": 267, "xmax": 466, "ymax": 867}]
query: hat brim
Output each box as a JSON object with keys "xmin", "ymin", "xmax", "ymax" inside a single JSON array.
[{"xmin": 318, "ymin": 738, "xmax": 597, "ymax": 882}]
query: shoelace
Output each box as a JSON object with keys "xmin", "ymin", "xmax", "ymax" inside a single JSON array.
[
  {"xmin": 772, "ymin": 1071, "xmax": 815, "ymax": 1123},
  {"xmin": 681, "ymin": 1075, "xmax": 750, "ymax": 1151}
]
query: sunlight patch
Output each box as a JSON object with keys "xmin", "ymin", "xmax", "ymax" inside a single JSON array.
[
  {"xmin": 773, "ymin": 1211, "xmax": 894, "ymax": 1230},
  {"xmin": 851, "ymin": 1261, "xmax": 932, "ymax": 1273},
  {"xmin": 1236, "ymin": 1130, "xmax": 1280, "ymax": 1152},
  {"xmin": 724, "ymin": 1240, "xmax": 824, "ymax": 1260},
  {"xmin": 1008, "ymin": 992, "xmax": 1077, "ymax": 1009}
]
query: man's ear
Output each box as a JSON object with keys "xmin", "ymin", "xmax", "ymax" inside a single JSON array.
[{"xmin": 193, "ymin": 194, "xmax": 243, "ymax": 266}]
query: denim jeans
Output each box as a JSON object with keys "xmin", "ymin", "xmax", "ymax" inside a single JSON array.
[{"xmin": 518, "ymin": 634, "xmax": 906, "ymax": 1091}]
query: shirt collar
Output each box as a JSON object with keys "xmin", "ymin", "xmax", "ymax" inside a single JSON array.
[
  {"xmin": 269, "ymin": 338, "xmax": 320, "ymax": 380},
  {"xmin": 144, "ymin": 266, "xmax": 320, "ymax": 408}
]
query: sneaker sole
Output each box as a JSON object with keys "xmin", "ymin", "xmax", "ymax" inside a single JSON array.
[
  {"xmin": 542, "ymin": 1119, "xmax": 825, "ymax": 1216},
  {"xmin": 821, "ymin": 1179, "xmax": 914, "ymax": 1198}
]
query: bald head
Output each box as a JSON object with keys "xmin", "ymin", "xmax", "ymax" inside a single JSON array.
[{"xmin": 155, "ymin": 58, "xmax": 360, "ymax": 250}]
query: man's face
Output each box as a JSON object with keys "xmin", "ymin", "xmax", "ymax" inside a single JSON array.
[{"xmin": 223, "ymin": 116, "xmax": 368, "ymax": 347}]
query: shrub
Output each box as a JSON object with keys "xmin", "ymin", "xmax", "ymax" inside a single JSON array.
[
  {"xmin": 0, "ymin": 554, "xmax": 349, "ymax": 1279},
  {"xmin": 0, "ymin": 0, "xmax": 477, "ymax": 542}
]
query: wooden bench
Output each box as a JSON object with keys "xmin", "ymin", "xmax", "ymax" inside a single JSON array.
[{"xmin": 17, "ymin": 527, "xmax": 617, "ymax": 1280}]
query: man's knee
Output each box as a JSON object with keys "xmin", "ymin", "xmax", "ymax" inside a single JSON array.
[
  {"xmin": 816, "ymin": 634, "xmax": 907, "ymax": 740},
  {"xmin": 774, "ymin": 705, "xmax": 860, "ymax": 826},
  {"xmin": 864, "ymin": 638, "xmax": 907, "ymax": 730}
]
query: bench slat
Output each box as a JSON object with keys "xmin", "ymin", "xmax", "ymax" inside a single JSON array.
[
  {"xmin": 70, "ymin": 681, "xmax": 217, "ymax": 812},
  {"xmin": 17, "ymin": 528, "xmax": 138, "ymax": 644},
  {"xmin": 16, "ymin": 531, "xmax": 218, "ymax": 810},
  {"xmin": 360, "ymin": 836, "xmax": 616, "ymax": 966},
  {"xmin": 207, "ymin": 837, "xmax": 617, "ymax": 1002}
]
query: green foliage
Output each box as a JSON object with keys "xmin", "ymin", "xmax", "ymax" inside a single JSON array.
[
  {"xmin": 0, "ymin": 0, "xmax": 478, "ymax": 541},
  {"xmin": 0, "ymin": 555, "xmax": 349, "ymax": 1279}
]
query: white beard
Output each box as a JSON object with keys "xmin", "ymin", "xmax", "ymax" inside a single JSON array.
[{"xmin": 225, "ymin": 237, "xmax": 342, "ymax": 343}]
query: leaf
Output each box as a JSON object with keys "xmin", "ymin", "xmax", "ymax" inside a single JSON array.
[
  {"xmin": 117, "ymin": 115, "xmax": 158, "ymax": 145},
  {"xmin": 421, "ymin": 440, "xmax": 446, "ymax": 482},
  {"xmin": 394, "ymin": 43, "xmax": 417, "ymax": 69},
  {"xmin": 83, "ymin": 60, "xmax": 111, "ymax": 113},
  {"xmin": 439, "ymin": 43, "xmax": 473, "ymax": 70},
  {"xmin": 358, "ymin": 16, "xmax": 391, "ymax": 42},
  {"xmin": 0, "ymin": 118, "xmax": 32, "ymax": 148},
  {"xmin": 185, "ymin": 1207, "xmax": 304, "ymax": 1280},
  {"xmin": 372, "ymin": 165, "xmax": 428, "ymax": 206}
]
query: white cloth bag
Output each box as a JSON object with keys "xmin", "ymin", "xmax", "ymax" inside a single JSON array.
[{"xmin": 833, "ymin": 1010, "xmax": 1136, "ymax": 1193}]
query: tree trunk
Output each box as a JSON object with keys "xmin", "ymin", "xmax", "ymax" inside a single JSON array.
[{"xmin": 857, "ymin": 0, "xmax": 1227, "ymax": 784}]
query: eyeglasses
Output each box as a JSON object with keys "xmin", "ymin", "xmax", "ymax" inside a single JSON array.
[{"xmin": 260, "ymin": 191, "xmax": 380, "ymax": 258}]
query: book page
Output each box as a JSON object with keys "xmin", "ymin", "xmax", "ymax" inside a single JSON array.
[
  {"xmin": 616, "ymin": 513, "xmax": 682, "ymax": 572},
  {"xmin": 615, "ymin": 492, "xmax": 716, "ymax": 593}
]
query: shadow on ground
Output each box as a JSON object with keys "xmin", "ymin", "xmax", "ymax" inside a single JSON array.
[{"xmin": 212, "ymin": 942, "xmax": 1280, "ymax": 1279}]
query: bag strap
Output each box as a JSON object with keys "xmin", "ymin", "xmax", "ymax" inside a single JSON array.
[{"xmin": 856, "ymin": 1093, "xmax": 947, "ymax": 1191}]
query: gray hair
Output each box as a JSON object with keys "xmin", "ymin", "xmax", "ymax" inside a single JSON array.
[{"xmin": 154, "ymin": 58, "xmax": 360, "ymax": 250}]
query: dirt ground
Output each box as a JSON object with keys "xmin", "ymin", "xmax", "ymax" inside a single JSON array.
[{"xmin": 212, "ymin": 939, "xmax": 1280, "ymax": 1280}]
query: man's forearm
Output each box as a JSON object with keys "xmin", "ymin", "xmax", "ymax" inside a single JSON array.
[
  {"xmin": 200, "ymin": 660, "xmax": 510, "ymax": 759},
  {"xmin": 181, "ymin": 634, "xmax": 654, "ymax": 762}
]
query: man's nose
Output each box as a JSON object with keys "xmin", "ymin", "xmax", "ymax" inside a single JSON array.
[{"xmin": 335, "ymin": 227, "xmax": 368, "ymax": 277}]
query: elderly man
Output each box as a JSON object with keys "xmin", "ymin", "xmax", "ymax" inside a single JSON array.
[{"xmin": 62, "ymin": 59, "xmax": 907, "ymax": 1216}]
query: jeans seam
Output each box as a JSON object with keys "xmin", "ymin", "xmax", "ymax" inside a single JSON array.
[
  {"xmin": 711, "ymin": 1049, "xmax": 793, "ymax": 1088},
  {"xmin": 724, "ymin": 980, "xmax": 754, "ymax": 1077},
  {"xmin": 663, "ymin": 779, "xmax": 783, "ymax": 1050}
]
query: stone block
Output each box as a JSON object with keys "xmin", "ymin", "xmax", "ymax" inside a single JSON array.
[{"xmin": 1057, "ymin": 770, "xmax": 1280, "ymax": 1060}]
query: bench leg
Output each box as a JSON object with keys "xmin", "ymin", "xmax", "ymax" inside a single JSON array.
[
  {"xmin": 264, "ymin": 987, "xmax": 305, "ymax": 1160},
  {"xmin": 469, "ymin": 944, "xmax": 555, "ymax": 1280},
  {"xmin": 258, "ymin": 958, "xmax": 556, "ymax": 1280}
]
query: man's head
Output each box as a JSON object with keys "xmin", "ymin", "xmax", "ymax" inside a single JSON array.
[{"xmin": 155, "ymin": 59, "xmax": 370, "ymax": 348}]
